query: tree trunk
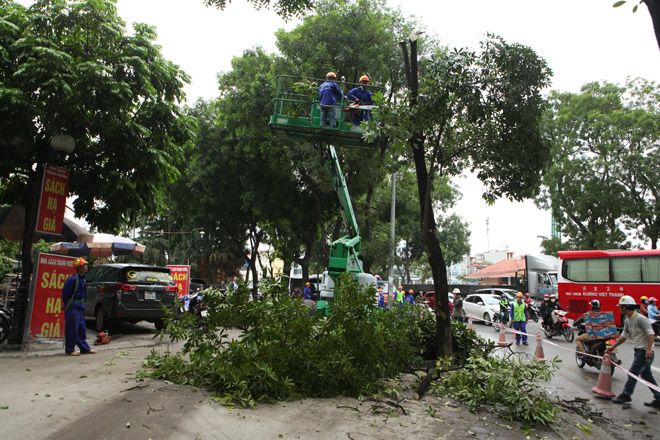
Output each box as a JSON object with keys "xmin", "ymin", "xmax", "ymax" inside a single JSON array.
[
  {"xmin": 644, "ymin": 0, "xmax": 660, "ymax": 53},
  {"xmin": 401, "ymin": 37, "xmax": 453, "ymax": 359}
]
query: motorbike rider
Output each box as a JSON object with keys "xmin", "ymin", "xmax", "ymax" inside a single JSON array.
[
  {"xmin": 640, "ymin": 296, "xmax": 649, "ymax": 317},
  {"xmin": 574, "ymin": 300, "xmax": 606, "ymax": 355},
  {"xmin": 649, "ymin": 297, "xmax": 660, "ymax": 335},
  {"xmin": 498, "ymin": 293, "xmax": 510, "ymax": 324},
  {"xmin": 540, "ymin": 294, "xmax": 553, "ymax": 327},
  {"xmin": 524, "ymin": 292, "xmax": 532, "ymax": 305}
]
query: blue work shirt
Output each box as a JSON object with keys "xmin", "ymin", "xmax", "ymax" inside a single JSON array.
[
  {"xmin": 303, "ymin": 286, "xmax": 312, "ymax": 300},
  {"xmin": 404, "ymin": 293, "xmax": 415, "ymax": 305},
  {"xmin": 346, "ymin": 86, "xmax": 373, "ymax": 105},
  {"xmin": 62, "ymin": 273, "xmax": 87, "ymax": 311},
  {"xmin": 318, "ymin": 81, "xmax": 343, "ymax": 105}
]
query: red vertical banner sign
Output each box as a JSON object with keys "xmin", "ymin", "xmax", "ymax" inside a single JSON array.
[
  {"xmin": 26, "ymin": 253, "xmax": 77, "ymax": 341},
  {"xmin": 35, "ymin": 164, "xmax": 70, "ymax": 235},
  {"xmin": 168, "ymin": 265, "xmax": 190, "ymax": 297}
]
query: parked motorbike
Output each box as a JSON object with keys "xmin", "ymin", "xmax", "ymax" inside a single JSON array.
[
  {"xmin": 575, "ymin": 330, "xmax": 621, "ymax": 375},
  {"xmin": 0, "ymin": 306, "xmax": 11, "ymax": 344},
  {"xmin": 542, "ymin": 310, "xmax": 574, "ymax": 342}
]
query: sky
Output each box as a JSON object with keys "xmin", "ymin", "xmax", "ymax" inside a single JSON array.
[{"xmin": 18, "ymin": 0, "xmax": 660, "ymax": 256}]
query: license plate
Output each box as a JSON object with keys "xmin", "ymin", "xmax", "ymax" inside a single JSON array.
[{"xmin": 145, "ymin": 291, "xmax": 156, "ymax": 300}]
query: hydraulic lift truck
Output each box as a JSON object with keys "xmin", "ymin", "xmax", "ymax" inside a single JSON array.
[{"xmin": 268, "ymin": 75, "xmax": 381, "ymax": 315}]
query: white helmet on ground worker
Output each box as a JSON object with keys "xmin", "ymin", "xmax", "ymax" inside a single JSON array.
[{"xmin": 618, "ymin": 295, "xmax": 637, "ymax": 306}]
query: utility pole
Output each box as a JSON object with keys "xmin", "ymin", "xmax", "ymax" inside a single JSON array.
[{"xmin": 387, "ymin": 171, "xmax": 396, "ymax": 297}]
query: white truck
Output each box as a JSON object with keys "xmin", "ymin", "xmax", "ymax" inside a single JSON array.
[{"xmin": 518, "ymin": 254, "xmax": 559, "ymax": 300}]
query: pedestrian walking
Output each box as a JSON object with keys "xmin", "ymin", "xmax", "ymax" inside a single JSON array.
[
  {"xmin": 607, "ymin": 296, "xmax": 660, "ymax": 407},
  {"xmin": 62, "ymin": 257, "xmax": 95, "ymax": 356},
  {"xmin": 451, "ymin": 292, "xmax": 466, "ymax": 322},
  {"xmin": 510, "ymin": 292, "xmax": 529, "ymax": 345}
]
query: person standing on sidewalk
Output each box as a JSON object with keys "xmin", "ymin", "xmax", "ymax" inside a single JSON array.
[
  {"xmin": 607, "ymin": 296, "xmax": 660, "ymax": 408},
  {"xmin": 510, "ymin": 292, "xmax": 529, "ymax": 345},
  {"xmin": 61, "ymin": 257, "xmax": 95, "ymax": 356}
]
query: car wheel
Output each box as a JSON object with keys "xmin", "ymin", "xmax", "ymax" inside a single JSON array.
[
  {"xmin": 95, "ymin": 307, "xmax": 105, "ymax": 332},
  {"xmin": 154, "ymin": 318, "xmax": 165, "ymax": 331},
  {"xmin": 483, "ymin": 313, "xmax": 491, "ymax": 326}
]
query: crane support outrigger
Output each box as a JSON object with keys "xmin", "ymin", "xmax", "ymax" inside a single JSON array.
[{"xmin": 269, "ymin": 75, "xmax": 381, "ymax": 314}]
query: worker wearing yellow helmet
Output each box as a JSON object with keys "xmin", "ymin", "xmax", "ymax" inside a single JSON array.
[
  {"xmin": 62, "ymin": 257, "xmax": 96, "ymax": 356},
  {"xmin": 346, "ymin": 74, "xmax": 374, "ymax": 125},
  {"xmin": 303, "ymin": 281, "xmax": 312, "ymax": 300}
]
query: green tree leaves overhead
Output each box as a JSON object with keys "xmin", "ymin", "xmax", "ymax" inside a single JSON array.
[
  {"xmin": 204, "ymin": 0, "xmax": 315, "ymax": 20},
  {"xmin": 540, "ymin": 78, "xmax": 660, "ymax": 249},
  {"xmin": 0, "ymin": 0, "xmax": 194, "ymax": 231}
]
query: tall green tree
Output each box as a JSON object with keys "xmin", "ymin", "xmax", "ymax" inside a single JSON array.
[
  {"xmin": 539, "ymin": 79, "xmax": 660, "ymax": 249},
  {"xmin": 0, "ymin": 0, "xmax": 193, "ymax": 343},
  {"xmin": 376, "ymin": 35, "xmax": 552, "ymax": 358},
  {"xmin": 204, "ymin": 0, "xmax": 314, "ymax": 20}
]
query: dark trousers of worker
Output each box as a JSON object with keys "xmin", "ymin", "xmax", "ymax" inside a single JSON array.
[
  {"xmin": 621, "ymin": 349, "xmax": 660, "ymax": 401},
  {"xmin": 512, "ymin": 321, "xmax": 527, "ymax": 344},
  {"xmin": 64, "ymin": 307, "xmax": 91, "ymax": 353}
]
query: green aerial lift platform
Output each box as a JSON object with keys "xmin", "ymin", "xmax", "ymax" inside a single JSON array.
[{"xmin": 268, "ymin": 75, "xmax": 381, "ymax": 315}]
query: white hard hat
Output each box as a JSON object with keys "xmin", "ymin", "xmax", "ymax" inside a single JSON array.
[{"xmin": 618, "ymin": 295, "xmax": 637, "ymax": 306}]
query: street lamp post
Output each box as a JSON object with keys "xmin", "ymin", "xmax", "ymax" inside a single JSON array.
[{"xmin": 7, "ymin": 135, "xmax": 75, "ymax": 348}]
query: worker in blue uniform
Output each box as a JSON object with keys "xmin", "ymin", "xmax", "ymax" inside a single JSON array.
[
  {"xmin": 303, "ymin": 282, "xmax": 312, "ymax": 300},
  {"xmin": 346, "ymin": 75, "xmax": 374, "ymax": 125},
  {"xmin": 318, "ymin": 71, "xmax": 343, "ymax": 128},
  {"xmin": 404, "ymin": 289, "xmax": 415, "ymax": 305},
  {"xmin": 62, "ymin": 257, "xmax": 95, "ymax": 356}
]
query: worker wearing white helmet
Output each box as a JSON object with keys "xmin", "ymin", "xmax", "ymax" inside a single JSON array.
[{"xmin": 607, "ymin": 296, "xmax": 660, "ymax": 407}]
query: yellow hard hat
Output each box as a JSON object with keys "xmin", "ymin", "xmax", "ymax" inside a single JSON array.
[{"xmin": 641, "ymin": 296, "xmax": 648, "ymax": 300}]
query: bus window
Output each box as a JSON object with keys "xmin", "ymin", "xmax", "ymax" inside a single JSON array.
[
  {"xmin": 612, "ymin": 257, "xmax": 642, "ymax": 282},
  {"xmin": 642, "ymin": 256, "xmax": 660, "ymax": 282},
  {"xmin": 564, "ymin": 258, "xmax": 609, "ymax": 282}
]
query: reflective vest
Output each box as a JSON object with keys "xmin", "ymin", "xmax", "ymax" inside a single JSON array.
[
  {"xmin": 395, "ymin": 290, "xmax": 404, "ymax": 304},
  {"xmin": 512, "ymin": 301, "xmax": 526, "ymax": 322}
]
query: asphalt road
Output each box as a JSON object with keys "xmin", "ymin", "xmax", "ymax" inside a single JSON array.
[{"xmin": 469, "ymin": 317, "xmax": 660, "ymax": 433}]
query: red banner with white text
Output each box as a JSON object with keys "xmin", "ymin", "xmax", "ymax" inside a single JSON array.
[
  {"xmin": 35, "ymin": 164, "xmax": 70, "ymax": 236},
  {"xmin": 168, "ymin": 265, "xmax": 190, "ymax": 297},
  {"xmin": 27, "ymin": 253, "xmax": 77, "ymax": 341}
]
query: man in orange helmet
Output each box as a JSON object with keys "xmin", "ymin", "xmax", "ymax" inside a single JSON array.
[
  {"xmin": 346, "ymin": 74, "xmax": 374, "ymax": 125},
  {"xmin": 318, "ymin": 71, "xmax": 343, "ymax": 128},
  {"xmin": 62, "ymin": 257, "xmax": 95, "ymax": 356}
]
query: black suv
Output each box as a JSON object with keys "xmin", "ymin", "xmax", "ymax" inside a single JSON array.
[{"xmin": 84, "ymin": 264, "xmax": 178, "ymax": 331}]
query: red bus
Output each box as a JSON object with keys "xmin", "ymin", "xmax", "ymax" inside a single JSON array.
[{"xmin": 558, "ymin": 249, "xmax": 660, "ymax": 326}]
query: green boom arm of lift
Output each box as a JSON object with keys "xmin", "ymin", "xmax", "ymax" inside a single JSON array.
[{"xmin": 322, "ymin": 144, "xmax": 363, "ymax": 282}]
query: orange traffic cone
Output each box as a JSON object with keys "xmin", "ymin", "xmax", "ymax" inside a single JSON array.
[
  {"xmin": 533, "ymin": 332, "xmax": 546, "ymax": 362},
  {"xmin": 497, "ymin": 323, "xmax": 508, "ymax": 346},
  {"xmin": 592, "ymin": 352, "xmax": 616, "ymax": 398},
  {"xmin": 467, "ymin": 314, "xmax": 474, "ymax": 330}
]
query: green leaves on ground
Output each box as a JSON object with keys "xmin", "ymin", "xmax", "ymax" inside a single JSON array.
[{"xmin": 143, "ymin": 277, "xmax": 431, "ymax": 406}]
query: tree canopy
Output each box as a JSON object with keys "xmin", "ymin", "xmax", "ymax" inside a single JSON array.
[
  {"xmin": 0, "ymin": 0, "xmax": 194, "ymax": 231},
  {"xmin": 539, "ymin": 78, "xmax": 660, "ymax": 250}
]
